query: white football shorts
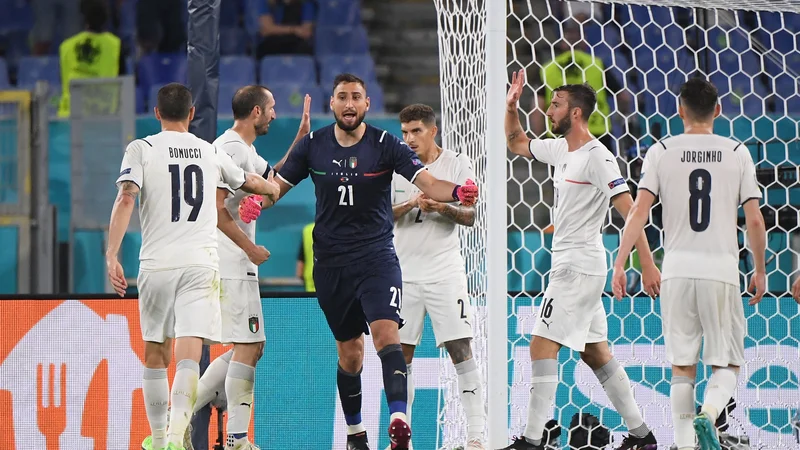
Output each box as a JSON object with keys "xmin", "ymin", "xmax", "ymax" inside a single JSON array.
[
  {"xmin": 137, "ymin": 267, "xmax": 221, "ymax": 344},
  {"xmin": 531, "ymin": 268, "xmax": 608, "ymax": 352},
  {"xmin": 661, "ymin": 278, "xmax": 745, "ymax": 367},
  {"xmin": 220, "ymin": 278, "xmax": 265, "ymax": 344},
  {"xmin": 399, "ymin": 275, "xmax": 473, "ymax": 348}
]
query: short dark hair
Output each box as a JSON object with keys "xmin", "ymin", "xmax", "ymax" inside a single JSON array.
[
  {"xmin": 679, "ymin": 77, "xmax": 719, "ymax": 119},
  {"xmin": 81, "ymin": 0, "xmax": 108, "ymax": 32},
  {"xmin": 332, "ymin": 73, "xmax": 367, "ymax": 94},
  {"xmin": 156, "ymin": 83, "xmax": 193, "ymax": 121},
  {"xmin": 552, "ymin": 83, "xmax": 597, "ymax": 121},
  {"xmin": 231, "ymin": 85, "xmax": 271, "ymax": 120},
  {"xmin": 399, "ymin": 104, "xmax": 436, "ymax": 127}
]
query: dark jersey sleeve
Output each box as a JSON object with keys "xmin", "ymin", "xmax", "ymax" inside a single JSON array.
[
  {"xmin": 388, "ymin": 133, "xmax": 425, "ymax": 182},
  {"xmin": 277, "ymin": 134, "xmax": 311, "ymax": 186}
]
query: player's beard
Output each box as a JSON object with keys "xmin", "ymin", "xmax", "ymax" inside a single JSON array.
[
  {"xmin": 334, "ymin": 109, "xmax": 365, "ymax": 132},
  {"xmin": 551, "ymin": 115, "xmax": 572, "ymax": 135},
  {"xmin": 254, "ymin": 117, "xmax": 271, "ymax": 136}
]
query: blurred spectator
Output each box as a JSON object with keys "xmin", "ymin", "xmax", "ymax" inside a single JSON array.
[
  {"xmin": 296, "ymin": 222, "xmax": 315, "ymax": 292},
  {"xmin": 31, "ymin": 0, "xmax": 82, "ymax": 55},
  {"xmin": 257, "ymin": 0, "xmax": 316, "ymax": 59},
  {"xmin": 533, "ymin": 21, "xmax": 632, "ymax": 152},
  {"xmin": 136, "ymin": 0, "xmax": 186, "ymax": 54},
  {"xmin": 58, "ymin": 0, "xmax": 122, "ymax": 117},
  {"xmin": 559, "ymin": 1, "xmax": 603, "ymax": 23}
]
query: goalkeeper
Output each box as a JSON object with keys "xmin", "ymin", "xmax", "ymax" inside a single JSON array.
[{"xmin": 500, "ymin": 69, "xmax": 659, "ymax": 450}]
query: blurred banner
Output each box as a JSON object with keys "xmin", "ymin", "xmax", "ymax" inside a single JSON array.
[{"xmin": 0, "ymin": 296, "xmax": 797, "ymax": 449}]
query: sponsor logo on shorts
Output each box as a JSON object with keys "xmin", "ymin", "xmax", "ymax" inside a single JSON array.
[{"xmin": 248, "ymin": 315, "xmax": 259, "ymax": 333}]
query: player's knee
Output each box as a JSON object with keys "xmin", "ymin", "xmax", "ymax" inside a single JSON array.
[
  {"xmin": 370, "ymin": 320, "xmax": 400, "ymax": 351},
  {"xmin": 401, "ymin": 344, "xmax": 416, "ymax": 365},
  {"xmin": 579, "ymin": 345, "xmax": 613, "ymax": 371},
  {"xmin": 529, "ymin": 335, "xmax": 560, "ymax": 360},
  {"xmin": 672, "ymin": 364, "xmax": 697, "ymax": 378},
  {"xmin": 144, "ymin": 341, "xmax": 171, "ymax": 368},
  {"xmin": 337, "ymin": 338, "xmax": 364, "ymax": 373},
  {"xmin": 444, "ymin": 338, "xmax": 473, "ymax": 364}
]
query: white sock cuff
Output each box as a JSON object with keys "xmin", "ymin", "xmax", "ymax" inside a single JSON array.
[
  {"xmin": 176, "ymin": 359, "xmax": 200, "ymax": 373},
  {"xmin": 143, "ymin": 367, "xmax": 168, "ymax": 380},
  {"xmin": 454, "ymin": 358, "xmax": 478, "ymax": 375},
  {"xmin": 593, "ymin": 358, "xmax": 621, "ymax": 384},
  {"xmin": 228, "ymin": 361, "xmax": 256, "ymax": 382},
  {"xmin": 531, "ymin": 359, "xmax": 558, "ymax": 383},
  {"xmin": 671, "ymin": 376, "xmax": 695, "ymax": 386}
]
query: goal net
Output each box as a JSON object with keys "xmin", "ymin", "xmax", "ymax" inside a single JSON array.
[{"xmin": 434, "ymin": 0, "xmax": 800, "ymax": 448}]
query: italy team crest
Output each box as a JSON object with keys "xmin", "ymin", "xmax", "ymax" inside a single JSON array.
[
  {"xmin": 248, "ymin": 315, "xmax": 260, "ymax": 333},
  {"xmin": 348, "ymin": 157, "xmax": 358, "ymax": 169}
]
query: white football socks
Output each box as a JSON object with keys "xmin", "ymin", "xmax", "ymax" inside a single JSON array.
[
  {"xmin": 523, "ymin": 359, "xmax": 558, "ymax": 444},
  {"xmin": 142, "ymin": 367, "xmax": 169, "ymax": 450},
  {"xmin": 167, "ymin": 359, "xmax": 200, "ymax": 445},
  {"xmin": 593, "ymin": 358, "xmax": 649, "ymax": 438},
  {"xmin": 702, "ymin": 368, "xmax": 738, "ymax": 424},
  {"xmin": 455, "ymin": 358, "xmax": 485, "ymax": 442},
  {"xmin": 194, "ymin": 349, "xmax": 232, "ymax": 414},
  {"xmin": 670, "ymin": 376, "xmax": 697, "ymax": 449},
  {"xmin": 225, "ymin": 361, "xmax": 256, "ymax": 448}
]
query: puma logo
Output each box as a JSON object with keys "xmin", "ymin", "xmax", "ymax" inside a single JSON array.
[
  {"xmin": 393, "ymin": 370, "xmax": 407, "ymax": 379},
  {"xmin": 240, "ymin": 402, "xmax": 252, "ymax": 408},
  {"xmin": 348, "ymin": 391, "xmax": 362, "ymax": 398},
  {"xmin": 462, "ymin": 388, "xmax": 478, "ymax": 395},
  {"xmin": 333, "ymin": 159, "xmax": 343, "ymax": 167},
  {"xmin": 542, "ymin": 319, "xmax": 552, "ymax": 329}
]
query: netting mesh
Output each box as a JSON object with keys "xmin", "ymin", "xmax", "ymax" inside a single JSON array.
[
  {"xmin": 432, "ymin": 0, "xmax": 490, "ymax": 447},
  {"xmin": 435, "ymin": 0, "xmax": 800, "ymax": 448}
]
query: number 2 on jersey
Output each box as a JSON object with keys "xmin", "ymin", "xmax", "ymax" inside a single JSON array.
[
  {"xmin": 338, "ymin": 184, "xmax": 354, "ymax": 206},
  {"xmin": 169, "ymin": 164, "xmax": 204, "ymax": 222},
  {"xmin": 688, "ymin": 168, "xmax": 712, "ymax": 232}
]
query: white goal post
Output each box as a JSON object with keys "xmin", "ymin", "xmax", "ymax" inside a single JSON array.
[{"xmin": 433, "ymin": 0, "xmax": 800, "ymax": 449}]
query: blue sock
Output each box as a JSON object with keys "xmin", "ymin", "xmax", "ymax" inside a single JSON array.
[
  {"xmin": 378, "ymin": 343, "xmax": 408, "ymax": 416},
  {"xmin": 337, "ymin": 364, "xmax": 365, "ymax": 433}
]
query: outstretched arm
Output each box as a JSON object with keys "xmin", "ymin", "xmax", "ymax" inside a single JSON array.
[
  {"xmin": 412, "ymin": 170, "xmax": 477, "ymax": 205},
  {"xmin": 105, "ymin": 181, "xmax": 139, "ymax": 296},
  {"xmin": 419, "ymin": 195, "xmax": 476, "ymax": 227},
  {"xmin": 273, "ymin": 95, "xmax": 311, "ymax": 172},
  {"xmin": 506, "ymin": 69, "xmax": 533, "ymax": 157}
]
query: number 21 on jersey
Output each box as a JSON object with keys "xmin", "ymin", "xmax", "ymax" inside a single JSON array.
[{"xmin": 338, "ymin": 184, "xmax": 354, "ymax": 206}]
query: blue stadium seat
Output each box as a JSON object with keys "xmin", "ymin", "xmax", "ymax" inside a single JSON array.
[
  {"xmin": 0, "ymin": 0, "xmax": 33, "ymax": 33},
  {"xmin": 17, "ymin": 56, "xmax": 60, "ymax": 88},
  {"xmin": 136, "ymin": 85, "xmax": 147, "ymax": 114},
  {"xmin": 217, "ymin": 83, "xmax": 240, "ymax": 114},
  {"xmin": 118, "ymin": 0, "xmax": 137, "ymax": 43},
  {"xmin": 259, "ymin": 55, "xmax": 317, "ymax": 85},
  {"xmin": 220, "ymin": 27, "xmax": 248, "ymax": 55},
  {"xmin": 0, "ymin": 58, "xmax": 8, "ymax": 88},
  {"xmin": 242, "ymin": 0, "xmax": 262, "ymax": 37},
  {"xmin": 271, "ymin": 83, "xmax": 325, "ymax": 114},
  {"xmin": 368, "ymin": 84, "xmax": 385, "ymax": 113},
  {"xmin": 318, "ymin": 54, "xmax": 375, "ymax": 87},
  {"xmin": 317, "ymin": 0, "xmax": 361, "ymax": 27},
  {"xmin": 220, "ymin": 56, "xmax": 256, "ymax": 85},
  {"xmin": 314, "ymin": 26, "xmax": 369, "ymax": 56},
  {"xmin": 137, "ymin": 53, "xmax": 188, "ymax": 92}
]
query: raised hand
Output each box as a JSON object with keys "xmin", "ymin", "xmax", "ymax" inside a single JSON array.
[
  {"xmin": 298, "ymin": 94, "xmax": 312, "ymax": 137},
  {"xmin": 239, "ymin": 195, "xmax": 263, "ymax": 224},
  {"xmin": 456, "ymin": 179, "xmax": 479, "ymax": 206},
  {"xmin": 507, "ymin": 69, "xmax": 526, "ymax": 109}
]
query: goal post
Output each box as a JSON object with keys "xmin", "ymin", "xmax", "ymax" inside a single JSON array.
[{"xmin": 435, "ymin": 0, "xmax": 800, "ymax": 448}]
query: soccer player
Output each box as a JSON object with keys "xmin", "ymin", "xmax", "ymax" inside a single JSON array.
[
  {"xmin": 611, "ymin": 78, "xmax": 767, "ymax": 450},
  {"xmin": 391, "ymin": 104, "xmax": 485, "ymax": 449},
  {"xmin": 501, "ymin": 69, "xmax": 660, "ymax": 450},
  {"xmin": 175, "ymin": 85, "xmax": 310, "ymax": 450},
  {"xmin": 105, "ymin": 83, "xmax": 281, "ymax": 450},
  {"xmin": 266, "ymin": 73, "xmax": 479, "ymax": 450}
]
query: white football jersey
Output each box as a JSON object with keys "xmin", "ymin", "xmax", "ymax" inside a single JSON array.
[
  {"xmin": 116, "ymin": 131, "xmax": 246, "ymax": 272},
  {"xmin": 215, "ymin": 129, "xmax": 271, "ymax": 280},
  {"xmin": 638, "ymin": 135, "xmax": 761, "ymax": 286},
  {"xmin": 529, "ymin": 138, "xmax": 629, "ymax": 276},
  {"xmin": 392, "ymin": 150, "xmax": 475, "ymax": 283}
]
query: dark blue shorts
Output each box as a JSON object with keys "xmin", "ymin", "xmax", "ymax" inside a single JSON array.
[{"xmin": 313, "ymin": 255, "xmax": 404, "ymax": 342}]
